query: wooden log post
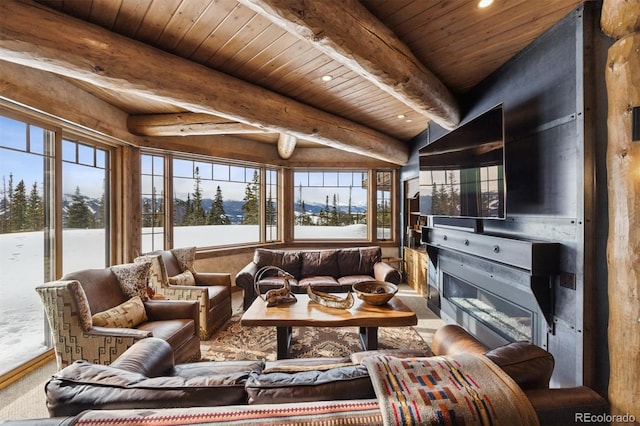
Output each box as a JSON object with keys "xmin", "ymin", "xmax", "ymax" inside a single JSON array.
[{"xmin": 602, "ymin": 0, "xmax": 640, "ymax": 421}]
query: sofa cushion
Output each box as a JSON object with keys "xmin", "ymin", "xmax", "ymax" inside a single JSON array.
[
  {"xmin": 337, "ymin": 246, "xmax": 381, "ymax": 276},
  {"xmin": 254, "ymin": 249, "xmax": 302, "ymax": 278},
  {"xmin": 245, "ymin": 362, "xmax": 375, "ymax": 405},
  {"xmin": 111, "ymin": 262, "xmax": 150, "ymax": 301},
  {"xmin": 91, "ymin": 296, "xmax": 148, "ymax": 328},
  {"xmin": 298, "ymin": 276, "xmax": 340, "ymax": 293},
  {"xmin": 337, "ymin": 275, "xmax": 376, "ymax": 287},
  {"xmin": 45, "ymin": 358, "xmax": 263, "ymax": 416},
  {"xmin": 168, "ymin": 270, "xmax": 196, "ymax": 286},
  {"xmin": 300, "ymin": 250, "xmax": 339, "ymax": 278}
]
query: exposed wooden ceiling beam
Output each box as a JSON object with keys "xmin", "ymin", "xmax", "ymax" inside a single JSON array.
[
  {"xmin": 128, "ymin": 113, "xmax": 271, "ymax": 136},
  {"xmin": 238, "ymin": 0, "xmax": 460, "ymax": 130},
  {"xmin": 0, "ymin": 1, "xmax": 409, "ymax": 165}
]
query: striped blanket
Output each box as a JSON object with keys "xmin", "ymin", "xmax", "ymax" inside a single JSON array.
[{"xmin": 362, "ymin": 353, "xmax": 539, "ymax": 426}]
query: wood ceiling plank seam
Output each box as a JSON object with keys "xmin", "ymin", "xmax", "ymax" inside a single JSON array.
[
  {"xmin": 362, "ymin": 0, "xmax": 440, "ymax": 28},
  {"xmin": 249, "ymin": 43, "xmax": 325, "ymax": 88},
  {"xmin": 88, "ymin": 0, "xmax": 123, "ymax": 30},
  {"xmin": 269, "ymin": 55, "xmax": 344, "ymax": 97},
  {"xmin": 133, "ymin": 0, "xmax": 183, "ymax": 46},
  {"xmin": 221, "ymin": 22, "xmax": 292, "ymax": 75},
  {"xmin": 427, "ymin": 6, "xmax": 577, "ymax": 62},
  {"xmin": 214, "ymin": 20, "xmax": 283, "ymax": 71},
  {"xmin": 178, "ymin": 0, "xmax": 239, "ymax": 58},
  {"xmin": 278, "ymin": 61, "xmax": 353, "ymax": 98},
  {"xmin": 155, "ymin": 0, "xmax": 215, "ymax": 52},
  {"xmin": 200, "ymin": 8, "xmax": 263, "ymax": 67},
  {"xmin": 381, "ymin": 0, "xmax": 471, "ymax": 41},
  {"xmin": 236, "ymin": 33, "xmax": 310, "ymax": 83},
  {"xmin": 111, "ymin": 0, "xmax": 154, "ymax": 39},
  {"xmin": 406, "ymin": 0, "xmax": 576, "ymax": 51},
  {"xmin": 59, "ymin": 0, "xmax": 92, "ymax": 20}
]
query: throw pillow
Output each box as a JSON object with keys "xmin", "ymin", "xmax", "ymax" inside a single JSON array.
[
  {"xmin": 170, "ymin": 246, "xmax": 196, "ymax": 273},
  {"xmin": 168, "ymin": 270, "xmax": 196, "ymax": 286},
  {"xmin": 68, "ymin": 280, "xmax": 93, "ymax": 332},
  {"xmin": 111, "ymin": 262, "xmax": 150, "ymax": 301},
  {"xmin": 91, "ymin": 296, "xmax": 148, "ymax": 328},
  {"xmin": 135, "ymin": 254, "xmax": 168, "ymax": 291}
]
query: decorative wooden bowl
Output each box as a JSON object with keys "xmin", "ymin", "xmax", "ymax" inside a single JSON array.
[{"xmin": 352, "ymin": 281, "xmax": 398, "ymax": 305}]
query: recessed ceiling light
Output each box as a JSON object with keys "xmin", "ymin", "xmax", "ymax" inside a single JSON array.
[
  {"xmin": 406, "ymin": 119, "xmax": 413, "ymax": 123},
  {"xmin": 397, "ymin": 114, "xmax": 406, "ymax": 119},
  {"xmin": 321, "ymin": 75, "xmax": 333, "ymax": 82},
  {"xmin": 478, "ymin": 0, "xmax": 494, "ymax": 8}
]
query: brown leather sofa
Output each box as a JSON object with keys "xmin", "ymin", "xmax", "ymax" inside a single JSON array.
[
  {"xmin": 37, "ymin": 266, "xmax": 201, "ymax": 370},
  {"xmin": 42, "ymin": 325, "xmax": 608, "ymax": 425},
  {"xmin": 235, "ymin": 246, "xmax": 401, "ymax": 310}
]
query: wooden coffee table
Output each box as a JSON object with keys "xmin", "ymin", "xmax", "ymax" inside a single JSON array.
[{"xmin": 240, "ymin": 293, "xmax": 417, "ymax": 359}]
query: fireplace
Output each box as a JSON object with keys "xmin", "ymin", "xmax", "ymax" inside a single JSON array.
[{"xmin": 424, "ymin": 227, "xmax": 558, "ymax": 349}]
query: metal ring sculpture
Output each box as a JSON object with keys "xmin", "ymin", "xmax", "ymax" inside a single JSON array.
[{"xmin": 254, "ymin": 265, "xmax": 297, "ymax": 307}]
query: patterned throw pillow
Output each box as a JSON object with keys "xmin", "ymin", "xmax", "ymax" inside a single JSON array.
[
  {"xmin": 68, "ymin": 280, "xmax": 93, "ymax": 332},
  {"xmin": 111, "ymin": 262, "xmax": 150, "ymax": 301},
  {"xmin": 135, "ymin": 254, "xmax": 168, "ymax": 291},
  {"xmin": 91, "ymin": 296, "xmax": 148, "ymax": 328},
  {"xmin": 168, "ymin": 270, "xmax": 196, "ymax": 286},
  {"xmin": 171, "ymin": 246, "xmax": 196, "ymax": 273}
]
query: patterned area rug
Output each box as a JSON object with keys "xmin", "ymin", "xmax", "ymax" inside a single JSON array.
[{"xmin": 202, "ymin": 314, "xmax": 430, "ymax": 361}]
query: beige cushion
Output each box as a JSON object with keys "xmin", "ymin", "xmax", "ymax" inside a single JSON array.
[
  {"xmin": 168, "ymin": 270, "xmax": 196, "ymax": 286},
  {"xmin": 92, "ymin": 296, "xmax": 148, "ymax": 328}
]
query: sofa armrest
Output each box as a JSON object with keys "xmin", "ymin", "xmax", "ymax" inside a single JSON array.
[
  {"xmin": 235, "ymin": 262, "xmax": 259, "ymax": 290},
  {"xmin": 373, "ymin": 261, "xmax": 401, "ymax": 284},
  {"xmin": 144, "ymin": 299, "xmax": 199, "ymax": 324},
  {"xmin": 89, "ymin": 326, "xmax": 151, "ymax": 339},
  {"xmin": 431, "ymin": 324, "xmax": 489, "ymax": 356},
  {"xmin": 194, "ymin": 272, "xmax": 232, "ymax": 287},
  {"xmin": 485, "ymin": 341, "xmax": 554, "ymax": 390},
  {"xmin": 525, "ymin": 387, "xmax": 609, "ymax": 426},
  {"xmin": 236, "ymin": 262, "xmax": 259, "ymax": 310},
  {"xmin": 109, "ymin": 337, "xmax": 175, "ymax": 377}
]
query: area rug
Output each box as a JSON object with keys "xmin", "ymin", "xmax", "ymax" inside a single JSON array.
[{"xmin": 202, "ymin": 314, "xmax": 431, "ymax": 361}]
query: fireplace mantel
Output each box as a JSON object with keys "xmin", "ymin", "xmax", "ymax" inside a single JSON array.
[{"xmin": 422, "ymin": 226, "xmax": 560, "ymax": 275}]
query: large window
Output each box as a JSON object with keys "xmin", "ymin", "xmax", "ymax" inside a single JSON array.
[
  {"xmin": 294, "ymin": 170, "xmax": 368, "ymax": 240},
  {"xmin": 0, "ymin": 115, "xmax": 54, "ymax": 376},
  {"xmin": 0, "ymin": 112, "xmax": 112, "ymax": 379},
  {"xmin": 141, "ymin": 154, "xmax": 165, "ymax": 252},
  {"xmin": 150, "ymin": 156, "xmax": 280, "ymax": 248},
  {"xmin": 376, "ymin": 171, "xmax": 393, "ymax": 240},
  {"xmin": 62, "ymin": 138, "xmax": 110, "ymax": 272}
]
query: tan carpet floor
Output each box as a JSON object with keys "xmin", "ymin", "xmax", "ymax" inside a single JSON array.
[{"xmin": 0, "ymin": 283, "xmax": 443, "ymax": 421}]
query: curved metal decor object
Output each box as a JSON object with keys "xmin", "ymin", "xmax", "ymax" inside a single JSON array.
[
  {"xmin": 306, "ymin": 286, "xmax": 354, "ymax": 309},
  {"xmin": 254, "ymin": 266, "xmax": 297, "ymax": 307}
]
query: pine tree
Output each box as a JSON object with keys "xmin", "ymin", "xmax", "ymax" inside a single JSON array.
[
  {"xmin": 330, "ymin": 194, "xmax": 339, "ymax": 225},
  {"xmin": 0, "ymin": 175, "xmax": 9, "ymax": 233},
  {"xmin": 242, "ymin": 170, "xmax": 259, "ymax": 225},
  {"xmin": 185, "ymin": 167, "xmax": 206, "ymax": 226},
  {"xmin": 10, "ymin": 179, "xmax": 27, "ymax": 231},
  {"xmin": 266, "ymin": 187, "xmax": 276, "ymax": 226},
  {"xmin": 26, "ymin": 181, "xmax": 43, "ymax": 231},
  {"xmin": 66, "ymin": 186, "xmax": 92, "ymax": 229},
  {"xmin": 182, "ymin": 194, "xmax": 193, "ymax": 225},
  {"xmin": 208, "ymin": 185, "xmax": 229, "ymax": 225}
]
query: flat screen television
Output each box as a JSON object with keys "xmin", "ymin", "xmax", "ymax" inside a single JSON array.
[{"xmin": 419, "ymin": 104, "xmax": 505, "ymax": 221}]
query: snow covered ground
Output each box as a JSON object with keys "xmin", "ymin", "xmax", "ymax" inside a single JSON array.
[{"xmin": 0, "ymin": 223, "xmax": 369, "ymax": 374}]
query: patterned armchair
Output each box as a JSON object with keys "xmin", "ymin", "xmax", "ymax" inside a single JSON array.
[
  {"xmin": 135, "ymin": 247, "xmax": 233, "ymax": 339},
  {"xmin": 36, "ymin": 263, "xmax": 201, "ymax": 370}
]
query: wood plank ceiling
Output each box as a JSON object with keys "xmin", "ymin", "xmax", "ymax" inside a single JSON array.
[{"xmin": 21, "ymin": 0, "xmax": 583, "ymax": 164}]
